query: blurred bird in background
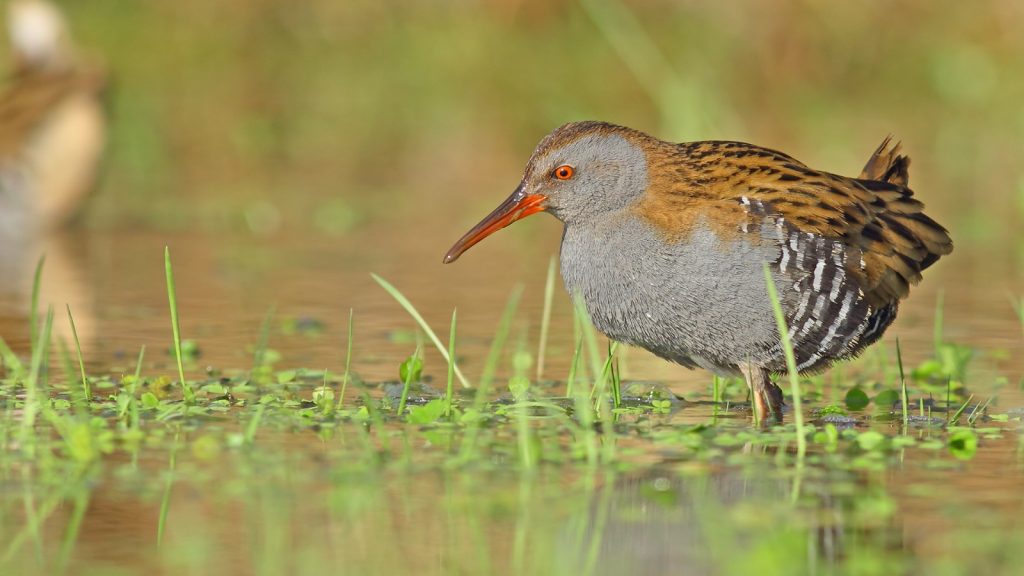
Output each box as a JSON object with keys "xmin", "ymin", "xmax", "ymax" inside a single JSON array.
[
  {"xmin": 0, "ymin": 0, "xmax": 106, "ymax": 236},
  {"xmin": 0, "ymin": 0, "xmax": 106, "ymax": 348}
]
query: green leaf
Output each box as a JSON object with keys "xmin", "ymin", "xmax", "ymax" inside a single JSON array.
[
  {"xmin": 399, "ymin": 354, "xmax": 423, "ymax": 383},
  {"xmin": 855, "ymin": 430, "xmax": 887, "ymax": 452},
  {"xmin": 141, "ymin": 392, "xmax": 160, "ymax": 409},
  {"xmin": 201, "ymin": 382, "xmax": 227, "ymax": 395},
  {"xmin": 818, "ymin": 404, "xmax": 847, "ymax": 416},
  {"xmin": 508, "ymin": 375, "xmax": 530, "ymax": 400},
  {"xmin": 873, "ymin": 389, "xmax": 900, "ymax": 407},
  {"xmin": 407, "ymin": 399, "xmax": 446, "ymax": 425},
  {"xmin": 845, "ymin": 388, "xmax": 870, "ymax": 410},
  {"xmin": 948, "ymin": 429, "xmax": 978, "ymax": 460},
  {"xmin": 813, "ymin": 423, "xmax": 839, "ymax": 452}
]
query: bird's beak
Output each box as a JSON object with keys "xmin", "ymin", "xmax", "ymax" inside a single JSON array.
[{"xmin": 443, "ymin": 184, "xmax": 548, "ymax": 263}]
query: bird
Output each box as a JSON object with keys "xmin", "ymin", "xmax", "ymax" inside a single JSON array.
[
  {"xmin": 443, "ymin": 121, "xmax": 952, "ymax": 422},
  {"xmin": 0, "ymin": 0, "xmax": 107, "ymax": 235}
]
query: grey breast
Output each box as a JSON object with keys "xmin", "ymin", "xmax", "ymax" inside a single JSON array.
[
  {"xmin": 559, "ymin": 211, "xmax": 787, "ymax": 376},
  {"xmin": 559, "ymin": 202, "xmax": 895, "ymax": 375}
]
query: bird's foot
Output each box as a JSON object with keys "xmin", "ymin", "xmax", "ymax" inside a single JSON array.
[{"xmin": 752, "ymin": 382, "xmax": 785, "ymax": 425}]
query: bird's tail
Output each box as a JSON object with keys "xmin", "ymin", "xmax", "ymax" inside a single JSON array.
[
  {"xmin": 853, "ymin": 136, "xmax": 952, "ymax": 307},
  {"xmin": 859, "ymin": 135, "xmax": 910, "ymax": 186}
]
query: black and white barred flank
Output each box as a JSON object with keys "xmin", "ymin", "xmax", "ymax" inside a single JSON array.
[{"xmin": 740, "ymin": 196, "xmax": 897, "ymax": 373}]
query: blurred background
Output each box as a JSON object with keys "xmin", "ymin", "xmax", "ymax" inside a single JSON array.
[
  {"xmin": 2, "ymin": 4, "xmax": 1022, "ymax": 574},
  {"xmin": 0, "ymin": 0, "xmax": 1021, "ymax": 384}
]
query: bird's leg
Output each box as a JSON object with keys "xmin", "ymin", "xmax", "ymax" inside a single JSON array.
[{"xmin": 740, "ymin": 363, "xmax": 784, "ymax": 424}]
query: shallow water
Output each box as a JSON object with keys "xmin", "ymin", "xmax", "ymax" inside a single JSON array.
[
  {"xmin": 2, "ymin": 223, "xmax": 1020, "ymax": 389},
  {"xmin": 0, "ymin": 223, "xmax": 1022, "ymax": 575}
]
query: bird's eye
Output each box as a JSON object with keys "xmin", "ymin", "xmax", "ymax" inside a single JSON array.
[{"xmin": 553, "ymin": 165, "xmax": 575, "ymax": 180}]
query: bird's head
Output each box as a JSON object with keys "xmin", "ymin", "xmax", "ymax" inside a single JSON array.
[
  {"xmin": 444, "ymin": 121, "xmax": 653, "ymax": 263},
  {"xmin": 8, "ymin": 0, "xmax": 73, "ymax": 73}
]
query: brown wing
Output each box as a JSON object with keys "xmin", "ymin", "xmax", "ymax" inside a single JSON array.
[
  {"xmin": 0, "ymin": 67, "xmax": 106, "ymax": 158},
  {"xmin": 639, "ymin": 139, "xmax": 953, "ymax": 308}
]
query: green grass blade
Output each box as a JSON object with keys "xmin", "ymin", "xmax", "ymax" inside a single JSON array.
[
  {"xmin": 20, "ymin": 468, "xmax": 43, "ymax": 562},
  {"xmin": 244, "ymin": 402, "xmax": 267, "ymax": 445},
  {"xmin": 1, "ymin": 483, "xmax": 65, "ymax": 564},
  {"xmin": 610, "ymin": 343, "xmax": 621, "ymax": 408},
  {"xmin": 21, "ymin": 307, "xmax": 53, "ymax": 451},
  {"xmin": 251, "ymin": 306, "xmax": 276, "ymax": 384},
  {"xmin": 536, "ymin": 256, "xmax": 557, "ymax": 381},
  {"xmin": 512, "ymin": 331, "xmax": 537, "ymax": 470},
  {"xmin": 157, "ymin": 431, "xmax": 179, "ymax": 547},
  {"xmin": 397, "ymin": 346, "xmax": 421, "ymax": 417},
  {"xmin": 30, "ymin": 255, "xmax": 45, "ymax": 351},
  {"xmin": 56, "ymin": 339, "xmax": 77, "ymax": 389},
  {"xmin": 371, "ymin": 273, "xmax": 470, "ymax": 388},
  {"xmin": 66, "ymin": 305, "xmax": 90, "ymax": 402},
  {"xmin": 573, "ymin": 294, "xmax": 602, "ymax": 389},
  {"xmin": 129, "ymin": 346, "xmax": 145, "ymax": 431},
  {"xmin": 480, "ymin": 285, "xmax": 523, "ymax": 390},
  {"xmin": 0, "ymin": 336, "xmax": 25, "ymax": 376},
  {"xmin": 762, "ymin": 265, "xmax": 806, "ymax": 457},
  {"xmin": 56, "ymin": 485, "xmax": 90, "ymax": 573},
  {"xmin": 950, "ymin": 393, "xmax": 974, "ymax": 425},
  {"xmin": 968, "ymin": 396, "xmax": 994, "ymax": 426},
  {"xmin": 896, "ymin": 339, "xmax": 908, "ymax": 430},
  {"xmin": 592, "ymin": 342, "xmax": 620, "ymax": 407},
  {"xmin": 566, "ymin": 337, "xmax": 583, "ymax": 399},
  {"xmin": 337, "ymin": 308, "xmax": 354, "ymax": 408},
  {"xmin": 445, "ymin": 308, "xmax": 458, "ymax": 417},
  {"xmin": 164, "ymin": 247, "xmax": 194, "ymax": 404}
]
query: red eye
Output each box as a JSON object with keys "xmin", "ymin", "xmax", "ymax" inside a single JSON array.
[{"xmin": 553, "ymin": 165, "xmax": 575, "ymax": 180}]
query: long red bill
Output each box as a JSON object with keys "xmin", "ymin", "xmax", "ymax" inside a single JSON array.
[{"xmin": 443, "ymin": 187, "xmax": 548, "ymax": 263}]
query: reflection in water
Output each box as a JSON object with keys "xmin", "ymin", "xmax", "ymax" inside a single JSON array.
[
  {"xmin": 574, "ymin": 467, "xmax": 892, "ymax": 575},
  {"xmin": 3, "ymin": 418, "xmax": 1022, "ymax": 575},
  {"xmin": 0, "ymin": 229, "xmax": 95, "ymax": 348}
]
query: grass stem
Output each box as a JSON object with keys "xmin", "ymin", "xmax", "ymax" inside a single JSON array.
[
  {"xmin": 164, "ymin": 248, "xmax": 194, "ymax": 404},
  {"xmin": 129, "ymin": 346, "xmax": 145, "ymax": 431},
  {"xmin": 21, "ymin": 307, "xmax": 53, "ymax": 452},
  {"xmin": 536, "ymin": 256, "xmax": 556, "ymax": 381},
  {"xmin": 445, "ymin": 309, "xmax": 457, "ymax": 417},
  {"xmin": 371, "ymin": 274, "xmax": 470, "ymax": 388},
  {"xmin": 30, "ymin": 255, "xmax": 45, "ymax": 352},
  {"xmin": 338, "ymin": 308, "xmax": 354, "ymax": 408},
  {"xmin": 157, "ymin": 431, "xmax": 179, "ymax": 547},
  {"xmin": 950, "ymin": 394, "xmax": 974, "ymax": 425},
  {"xmin": 896, "ymin": 339, "xmax": 908, "ymax": 430},
  {"xmin": 762, "ymin": 265, "xmax": 806, "ymax": 458},
  {"xmin": 66, "ymin": 305, "xmax": 90, "ymax": 402},
  {"xmin": 480, "ymin": 285, "xmax": 522, "ymax": 390},
  {"xmin": 397, "ymin": 346, "xmax": 421, "ymax": 417}
]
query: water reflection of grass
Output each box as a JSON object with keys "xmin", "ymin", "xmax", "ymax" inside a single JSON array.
[{"xmin": 0, "ymin": 257, "xmax": 1020, "ymax": 574}]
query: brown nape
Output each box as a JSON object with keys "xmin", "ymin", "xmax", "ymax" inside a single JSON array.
[
  {"xmin": 632, "ymin": 137, "xmax": 953, "ymax": 309},
  {"xmin": 0, "ymin": 68, "xmax": 106, "ymax": 156}
]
